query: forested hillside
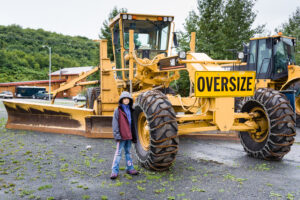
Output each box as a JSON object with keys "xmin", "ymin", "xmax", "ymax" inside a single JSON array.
[{"xmin": 0, "ymin": 25, "xmax": 99, "ymax": 82}]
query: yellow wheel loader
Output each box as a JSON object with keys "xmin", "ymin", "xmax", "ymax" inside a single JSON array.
[
  {"xmin": 3, "ymin": 13, "xmax": 296, "ymax": 171},
  {"xmin": 234, "ymin": 33, "xmax": 300, "ymax": 126}
]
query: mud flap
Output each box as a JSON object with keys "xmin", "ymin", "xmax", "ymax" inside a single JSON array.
[{"xmin": 85, "ymin": 116, "xmax": 113, "ymax": 138}]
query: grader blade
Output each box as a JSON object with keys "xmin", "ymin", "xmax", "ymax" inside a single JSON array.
[
  {"xmin": 85, "ymin": 116, "xmax": 113, "ymax": 138},
  {"xmin": 3, "ymin": 100, "xmax": 113, "ymax": 138}
]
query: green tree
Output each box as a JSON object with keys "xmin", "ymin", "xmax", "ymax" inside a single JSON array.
[
  {"xmin": 222, "ymin": 0, "xmax": 265, "ymax": 59},
  {"xmin": 99, "ymin": 6, "xmax": 128, "ymax": 61},
  {"xmin": 0, "ymin": 24, "xmax": 99, "ymax": 83},
  {"xmin": 175, "ymin": 0, "xmax": 264, "ymax": 96},
  {"xmin": 276, "ymin": 7, "xmax": 300, "ymax": 64}
]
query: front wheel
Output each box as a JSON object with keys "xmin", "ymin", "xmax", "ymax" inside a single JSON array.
[
  {"xmin": 239, "ymin": 88, "xmax": 295, "ymax": 160},
  {"xmin": 133, "ymin": 90, "xmax": 179, "ymax": 171}
]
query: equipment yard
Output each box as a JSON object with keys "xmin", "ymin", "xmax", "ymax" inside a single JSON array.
[{"xmin": 1, "ymin": 99, "xmax": 300, "ymax": 200}]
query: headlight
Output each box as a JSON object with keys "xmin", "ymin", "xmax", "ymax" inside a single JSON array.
[
  {"xmin": 170, "ymin": 58, "xmax": 176, "ymax": 66},
  {"xmin": 178, "ymin": 51, "xmax": 186, "ymax": 59},
  {"xmin": 128, "ymin": 15, "xmax": 132, "ymax": 20},
  {"xmin": 168, "ymin": 17, "xmax": 173, "ymax": 22},
  {"xmin": 163, "ymin": 17, "xmax": 168, "ymax": 22},
  {"xmin": 122, "ymin": 14, "xmax": 128, "ymax": 20},
  {"xmin": 237, "ymin": 52, "xmax": 244, "ymax": 60}
]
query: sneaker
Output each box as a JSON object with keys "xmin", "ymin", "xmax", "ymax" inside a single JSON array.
[
  {"xmin": 110, "ymin": 172, "xmax": 118, "ymax": 179},
  {"xmin": 126, "ymin": 169, "xmax": 139, "ymax": 175}
]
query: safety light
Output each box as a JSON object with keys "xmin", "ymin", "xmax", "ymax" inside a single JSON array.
[
  {"xmin": 132, "ymin": 15, "xmax": 137, "ymax": 20},
  {"xmin": 170, "ymin": 58, "xmax": 176, "ymax": 66},
  {"xmin": 122, "ymin": 14, "xmax": 128, "ymax": 20},
  {"xmin": 157, "ymin": 17, "xmax": 163, "ymax": 21},
  {"xmin": 168, "ymin": 17, "xmax": 173, "ymax": 22},
  {"xmin": 128, "ymin": 15, "xmax": 132, "ymax": 20},
  {"xmin": 178, "ymin": 51, "xmax": 186, "ymax": 59},
  {"xmin": 163, "ymin": 17, "xmax": 168, "ymax": 22}
]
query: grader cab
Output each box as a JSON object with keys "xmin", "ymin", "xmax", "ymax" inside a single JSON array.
[
  {"xmin": 3, "ymin": 13, "xmax": 296, "ymax": 171},
  {"xmin": 234, "ymin": 34, "xmax": 300, "ymax": 125}
]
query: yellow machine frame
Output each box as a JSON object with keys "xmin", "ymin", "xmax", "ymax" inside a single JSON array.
[
  {"xmin": 3, "ymin": 13, "xmax": 296, "ymax": 171},
  {"xmin": 3, "ymin": 13, "xmax": 262, "ymax": 138}
]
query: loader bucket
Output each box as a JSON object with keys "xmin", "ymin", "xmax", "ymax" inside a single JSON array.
[{"xmin": 3, "ymin": 100, "xmax": 113, "ymax": 138}]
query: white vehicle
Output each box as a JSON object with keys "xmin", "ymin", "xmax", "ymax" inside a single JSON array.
[
  {"xmin": 0, "ymin": 91, "xmax": 13, "ymax": 99},
  {"xmin": 72, "ymin": 94, "xmax": 86, "ymax": 102}
]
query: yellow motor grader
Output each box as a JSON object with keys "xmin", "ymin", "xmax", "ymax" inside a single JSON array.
[
  {"xmin": 3, "ymin": 13, "xmax": 296, "ymax": 171},
  {"xmin": 232, "ymin": 34, "xmax": 300, "ymax": 126}
]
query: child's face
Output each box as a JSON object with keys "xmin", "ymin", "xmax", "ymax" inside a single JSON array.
[{"xmin": 122, "ymin": 98, "xmax": 130, "ymax": 105}]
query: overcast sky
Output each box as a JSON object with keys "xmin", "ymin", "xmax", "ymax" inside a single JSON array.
[{"xmin": 0, "ymin": 0, "xmax": 299, "ymax": 39}]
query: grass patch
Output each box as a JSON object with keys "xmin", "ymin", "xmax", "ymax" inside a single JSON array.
[
  {"xmin": 167, "ymin": 196, "xmax": 175, "ymax": 200},
  {"xmin": 147, "ymin": 174, "xmax": 162, "ymax": 180},
  {"xmin": 154, "ymin": 188, "xmax": 165, "ymax": 194},
  {"xmin": 266, "ymin": 183, "xmax": 273, "ymax": 187},
  {"xmin": 38, "ymin": 184, "xmax": 52, "ymax": 191},
  {"xmin": 137, "ymin": 185, "xmax": 145, "ymax": 191},
  {"xmin": 186, "ymin": 166, "xmax": 195, "ymax": 171},
  {"xmin": 219, "ymin": 189, "xmax": 225, "ymax": 193},
  {"xmin": 19, "ymin": 190, "xmax": 35, "ymax": 197},
  {"xmin": 190, "ymin": 186, "xmax": 206, "ymax": 192},
  {"xmin": 101, "ymin": 195, "xmax": 108, "ymax": 200},
  {"xmin": 223, "ymin": 173, "xmax": 247, "ymax": 184},
  {"xmin": 269, "ymin": 191, "xmax": 282, "ymax": 198},
  {"xmin": 287, "ymin": 193, "xmax": 294, "ymax": 200},
  {"xmin": 82, "ymin": 195, "xmax": 90, "ymax": 200},
  {"xmin": 253, "ymin": 163, "xmax": 271, "ymax": 171},
  {"xmin": 123, "ymin": 174, "xmax": 132, "ymax": 180}
]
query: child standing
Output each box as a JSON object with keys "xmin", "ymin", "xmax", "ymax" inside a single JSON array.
[{"xmin": 110, "ymin": 91, "xmax": 139, "ymax": 179}]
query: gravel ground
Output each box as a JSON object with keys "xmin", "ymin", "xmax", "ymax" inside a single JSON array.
[{"xmin": 0, "ymin": 99, "xmax": 300, "ymax": 200}]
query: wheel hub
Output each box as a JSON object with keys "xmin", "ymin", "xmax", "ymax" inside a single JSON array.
[
  {"xmin": 250, "ymin": 107, "xmax": 269, "ymax": 143},
  {"xmin": 137, "ymin": 112, "xmax": 150, "ymax": 151}
]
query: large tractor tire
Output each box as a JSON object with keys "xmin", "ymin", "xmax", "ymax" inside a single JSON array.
[
  {"xmin": 239, "ymin": 88, "xmax": 296, "ymax": 160},
  {"xmin": 235, "ymin": 97, "xmax": 247, "ymax": 112},
  {"xmin": 133, "ymin": 90, "xmax": 179, "ymax": 171},
  {"xmin": 86, "ymin": 87, "xmax": 100, "ymax": 109},
  {"xmin": 157, "ymin": 87, "xmax": 177, "ymax": 95},
  {"xmin": 287, "ymin": 81, "xmax": 300, "ymax": 127}
]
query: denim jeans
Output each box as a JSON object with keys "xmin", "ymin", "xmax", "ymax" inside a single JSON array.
[{"xmin": 111, "ymin": 140, "xmax": 135, "ymax": 174}]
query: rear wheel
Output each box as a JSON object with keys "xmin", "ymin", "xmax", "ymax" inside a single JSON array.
[
  {"xmin": 86, "ymin": 87, "xmax": 100, "ymax": 109},
  {"xmin": 133, "ymin": 90, "xmax": 178, "ymax": 171},
  {"xmin": 239, "ymin": 88, "xmax": 295, "ymax": 160}
]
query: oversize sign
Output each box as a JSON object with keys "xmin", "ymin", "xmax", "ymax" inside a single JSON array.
[{"xmin": 195, "ymin": 71, "xmax": 256, "ymax": 97}]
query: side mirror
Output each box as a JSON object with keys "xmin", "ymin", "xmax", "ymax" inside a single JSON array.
[
  {"xmin": 173, "ymin": 32, "xmax": 178, "ymax": 48},
  {"xmin": 242, "ymin": 43, "xmax": 249, "ymax": 62}
]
